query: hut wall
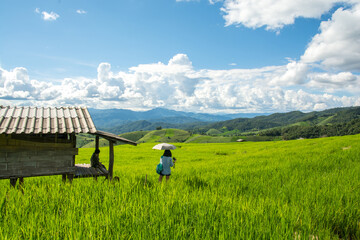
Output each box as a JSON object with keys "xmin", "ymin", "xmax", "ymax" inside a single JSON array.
[{"xmin": 0, "ymin": 134, "xmax": 77, "ymax": 179}]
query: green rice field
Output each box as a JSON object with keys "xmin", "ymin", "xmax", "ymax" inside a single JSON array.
[{"xmin": 1, "ymin": 135, "xmax": 360, "ymax": 239}]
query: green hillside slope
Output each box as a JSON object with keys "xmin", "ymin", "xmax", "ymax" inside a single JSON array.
[
  {"xmin": 79, "ymin": 106, "xmax": 360, "ymax": 148},
  {"xmin": 137, "ymin": 128, "xmax": 191, "ymax": 143},
  {"xmin": 81, "ymin": 131, "xmax": 150, "ymax": 148},
  {"xmin": 80, "ymin": 128, "xmax": 242, "ymax": 148},
  {"xmin": 195, "ymin": 106, "xmax": 360, "ymax": 135}
]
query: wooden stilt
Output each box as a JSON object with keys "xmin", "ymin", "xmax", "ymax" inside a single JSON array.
[
  {"xmin": 95, "ymin": 136, "xmax": 99, "ymax": 150},
  {"xmin": 108, "ymin": 141, "xmax": 114, "ymax": 180},
  {"xmin": 62, "ymin": 174, "xmax": 67, "ymax": 183},
  {"xmin": 67, "ymin": 174, "xmax": 74, "ymax": 183},
  {"xmin": 10, "ymin": 177, "xmax": 17, "ymax": 187},
  {"xmin": 72, "ymin": 134, "xmax": 76, "ymax": 166}
]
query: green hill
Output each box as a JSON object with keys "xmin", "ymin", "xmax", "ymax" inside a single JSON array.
[
  {"xmin": 89, "ymin": 107, "xmax": 360, "ymax": 142},
  {"xmin": 119, "ymin": 131, "xmax": 150, "ymax": 142},
  {"xmin": 79, "ymin": 128, "xmax": 242, "ymax": 148},
  {"xmin": 78, "ymin": 106, "xmax": 360, "ymax": 148},
  {"xmin": 80, "ymin": 129, "xmax": 194, "ymax": 148},
  {"xmin": 194, "ymin": 106, "xmax": 360, "ymax": 136},
  {"xmin": 81, "ymin": 131, "xmax": 150, "ymax": 148},
  {"xmin": 185, "ymin": 135, "xmax": 235, "ymax": 143},
  {"xmin": 137, "ymin": 129, "xmax": 191, "ymax": 143}
]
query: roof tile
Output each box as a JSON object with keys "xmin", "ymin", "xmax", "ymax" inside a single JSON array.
[{"xmin": 0, "ymin": 106, "xmax": 97, "ymax": 135}]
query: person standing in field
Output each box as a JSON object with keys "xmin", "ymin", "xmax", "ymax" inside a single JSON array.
[{"xmin": 159, "ymin": 150, "xmax": 176, "ymax": 182}]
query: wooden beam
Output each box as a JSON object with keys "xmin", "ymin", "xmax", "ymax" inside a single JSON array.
[
  {"xmin": 108, "ymin": 141, "xmax": 114, "ymax": 180},
  {"xmin": 1, "ymin": 167, "xmax": 75, "ymax": 179}
]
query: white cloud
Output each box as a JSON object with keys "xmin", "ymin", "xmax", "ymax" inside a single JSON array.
[
  {"xmin": 215, "ymin": 0, "xmax": 360, "ymax": 75},
  {"xmin": 168, "ymin": 53, "xmax": 192, "ymax": 66},
  {"xmin": 97, "ymin": 63, "xmax": 126, "ymax": 100},
  {"xmin": 0, "ymin": 67, "xmax": 34, "ymax": 99},
  {"xmin": 220, "ymin": 0, "xmax": 356, "ymax": 31},
  {"xmin": 76, "ymin": 9, "xmax": 87, "ymax": 14},
  {"xmin": 1, "ymin": 54, "xmax": 359, "ymax": 113},
  {"xmin": 41, "ymin": 11, "xmax": 60, "ymax": 21},
  {"xmin": 301, "ymin": 4, "xmax": 360, "ymax": 72},
  {"xmin": 270, "ymin": 60, "xmax": 309, "ymax": 86},
  {"xmin": 307, "ymin": 72, "xmax": 360, "ymax": 92}
]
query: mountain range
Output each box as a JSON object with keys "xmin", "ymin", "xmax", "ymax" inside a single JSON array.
[
  {"xmin": 89, "ymin": 106, "xmax": 360, "ymax": 135},
  {"xmin": 88, "ymin": 108, "xmax": 266, "ymax": 131}
]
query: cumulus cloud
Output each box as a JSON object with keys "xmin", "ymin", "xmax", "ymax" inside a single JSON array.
[
  {"xmin": 35, "ymin": 8, "xmax": 60, "ymax": 21},
  {"xmin": 125, "ymin": 54, "xmax": 201, "ymax": 107},
  {"xmin": 237, "ymin": 1, "xmax": 360, "ymax": 92},
  {"xmin": 76, "ymin": 9, "xmax": 87, "ymax": 14},
  {"xmin": 270, "ymin": 60, "xmax": 309, "ymax": 86},
  {"xmin": 301, "ymin": 4, "xmax": 360, "ymax": 71},
  {"xmin": 0, "ymin": 67, "xmax": 35, "ymax": 99},
  {"xmin": 220, "ymin": 0, "xmax": 356, "ymax": 31},
  {"xmin": 97, "ymin": 63, "xmax": 126, "ymax": 100},
  {"xmin": 307, "ymin": 72, "xmax": 360, "ymax": 92},
  {"xmin": 1, "ymin": 54, "xmax": 359, "ymax": 113},
  {"xmin": 42, "ymin": 11, "xmax": 60, "ymax": 21}
]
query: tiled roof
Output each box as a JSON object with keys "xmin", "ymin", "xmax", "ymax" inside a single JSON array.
[{"xmin": 0, "ymin": 106, "xmax": 97, "ymax": 135}]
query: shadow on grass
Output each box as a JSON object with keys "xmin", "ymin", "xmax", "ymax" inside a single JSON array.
[{"xmin": 185, "ymin": 176, "xmax": 209, "ymax": 189}]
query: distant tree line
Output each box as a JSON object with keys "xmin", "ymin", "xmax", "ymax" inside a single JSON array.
[{"xmin": 259, "ymin": 119, "xmax": 360, "ymax": 140}]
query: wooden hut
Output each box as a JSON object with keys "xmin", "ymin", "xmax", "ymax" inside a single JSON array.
[{"xmin": 0, "ymin": 106, "xmax": 137, "ymax": 186}]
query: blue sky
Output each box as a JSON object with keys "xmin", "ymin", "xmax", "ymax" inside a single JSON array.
[{"xmin": 1, "ymin": 0, "xmax": 360, "ymax": 113}]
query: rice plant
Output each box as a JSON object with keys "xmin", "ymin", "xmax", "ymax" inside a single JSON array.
[{"xmin": 1, "ymin": 135, "xmax": 359, "ymax": 239}]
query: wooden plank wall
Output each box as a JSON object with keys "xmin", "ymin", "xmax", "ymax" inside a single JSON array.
[{"xmin": 0, "ymin": 134, "xmax": 78, "ymax": 179}]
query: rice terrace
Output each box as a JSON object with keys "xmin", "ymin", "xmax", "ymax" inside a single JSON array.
[{"xmin": 1, "ymin": 133, "xmax": 359, "ymax": 239}]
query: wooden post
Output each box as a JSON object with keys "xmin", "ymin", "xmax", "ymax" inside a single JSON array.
[
  {"xmin": 95, "ymin": 136, "xmax": 99, "ymax": 150},
  {"xmin": 108, "ymin": 141, "xmax": 114, "ymax": 180},
  {"xmin": 67, "ymin": 174, "xmax": 74, "ymax": 183},
  {"xmin": 95, "ymin": 136, "xmax": 100, "ymax": 181},
  {"xmin": 62, "ymin": 174, "xmax": 67, "ymax": 183},
  {"xmin": 10, "ymin": 177, "xmax": 17, "ymax": 187},
  {"xmin": 72, "ymin": 134, "xmax": 76, "ymax": 166}
]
